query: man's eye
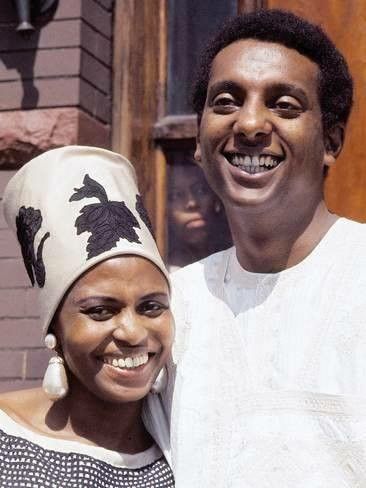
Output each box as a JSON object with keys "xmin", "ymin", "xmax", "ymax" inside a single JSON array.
[
  {"xmin": 138, "ymin": 301, "xmax": 168, "ymax": 317},
  {"xmin": 272, "ymin": 97, "xmax": 302, "ymax": 115},
  {"xmin": 85, "ymin": 307, "xmax": 113, "ymax": 321},
  {"xmin": 211, "ymin": 93, "xmax": 239, "ymax": 113}
]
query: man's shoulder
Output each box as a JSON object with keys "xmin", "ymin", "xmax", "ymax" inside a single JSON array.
[
  {"xmin": 170, "ymin": 247, "xmax": 233, "ymax": 312},
  {"xmin": 171, "ymin": 247, "xmax": 232, "ymax": 288},
  {"xmin": 335, "ymin": 218, "xmax": 366, "ymax": 253}
]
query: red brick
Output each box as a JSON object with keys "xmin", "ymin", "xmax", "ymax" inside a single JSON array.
[
  {"xmin": 0, "ymin": 20, "xmax": 81, "ymax": 53},
  {"xmin": 0, "ymin": 318, "xmax": 43, "ymax": 348},
  {"xmin": 95, "ymin": 89, "xmax": 111, "ymax": 123},
  {"xmin": 25, "ymin": 348, "xmax": 52, "ymax": 379},
  {"xmin": 0, "ymin": 230, "xmax": 20, "ymax": 258},
  {"xmin": 82, "ymin": 0, "xmax": 112, "ymax": 38},
  {"xmin": 81, "ymin": 21, "xmax": 111, "ymax": 65},
  {"xmin": 79, "ymin": 78, "xmax": 96, "ymax": 116},
  {"xmin": 93, "ymin": 0, "xmax": 114, "ymax": 11},
  {"xmin": 38, "ymin": 19, "xmax": 81, "ymax": 49},
  {"xmin": 0, "ymin": 379, "xmax": 41, "ymax": 393},
  {"xmin": 0, "ymin": 212, "xmax": 7, "ymax": 231},
  {"xmin": 0, "ymin": 350, "xmax": 24, "ymax": 378},
  {"xmin": 79, "ymin": 79, "xmax": 111, "ymax": 123},
  {"xmin": 0, "ymin": 78, "xmax": 80, "ymax": 110},
  {"xmin": 0, "ymin": 48, "xmax": 81, "ymax": 82},
  {"xmin": 78, "ymin": 109, "xmax": 111, "ymax": 148},
  {"xmin": 24, "ymin": 288, "xmax": 40, "ymax": 317},
  {"xmin": 0, "ymin": 258, "xmax": 29, "ymax": 288},
  {"xmin": 0, "ymin": 171, "xmax": 15, "ymax": 194},
  {"xmin": 0, "ymin": 288, "xmax": 39, "ymax": 318},
  {"xmin": 81, "ymin": 50, "xmax": 110, "ymax": 94},
  {"xmin": 55, "ymin": 1, "xmax": 82, "ymax": 19},
  {"xmin": 1, "ymin": 0, "xmax": 17, "ymax": 23}
]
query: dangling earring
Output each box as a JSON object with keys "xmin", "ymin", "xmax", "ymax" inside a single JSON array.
[
  {"xmin": 150, "ymin": 366, "xmax": 168, "ymax": 394},
  {"xmin": 42, "ymin": 333, "xmax": 69, "ymax": 401}
]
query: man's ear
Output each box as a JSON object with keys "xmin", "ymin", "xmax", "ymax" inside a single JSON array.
[{"xmin": 323, "ymin": 123, "xmax": 345, "ymax": 167}]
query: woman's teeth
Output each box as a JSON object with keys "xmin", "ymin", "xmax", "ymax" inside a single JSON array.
[
  {"xmin": 229, "ymin": 154, "xmax": 282, "ymax": 174},
  {"xmin": 103, "ymin": 353, "xmax": 149, "ymax": 370}
]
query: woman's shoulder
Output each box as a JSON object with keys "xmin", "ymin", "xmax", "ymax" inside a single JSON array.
[{"xmin": 0, "ymin": 387, "xmax": 49, "ymax": 427}]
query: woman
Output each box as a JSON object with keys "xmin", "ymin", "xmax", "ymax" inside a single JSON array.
[{"xmin": 0, "ymin": 146, "xmax": 174, "ymax": 487}]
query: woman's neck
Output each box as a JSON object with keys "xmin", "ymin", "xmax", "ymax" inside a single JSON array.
[{"xmin": 45, "ymin": 381, "xmax": 153, "ymax": 454}]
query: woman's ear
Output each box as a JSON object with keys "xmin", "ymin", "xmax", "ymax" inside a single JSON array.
[{"xmin": 323, "ymin": 124, "xmax": 345, "ymax": 167}]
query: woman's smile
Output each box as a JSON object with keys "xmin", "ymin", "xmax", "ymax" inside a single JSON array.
[{"xmin": 55, "ymin": 255, "xmax": 173, "ymax": 403}]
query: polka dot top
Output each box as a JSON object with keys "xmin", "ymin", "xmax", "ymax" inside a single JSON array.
[{"xmin": 0, "ymin": 409, "xmax": 174, "ymax": 487}]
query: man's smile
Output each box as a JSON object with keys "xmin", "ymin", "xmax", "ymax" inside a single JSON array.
[{"xmin": 224, "ymin": 152, "xmax": 284, "ymax": 175}]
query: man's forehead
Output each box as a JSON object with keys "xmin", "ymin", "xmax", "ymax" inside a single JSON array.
[{"xmin": 209, "ymin": 39, "xmax": 319, "ymax": 88}]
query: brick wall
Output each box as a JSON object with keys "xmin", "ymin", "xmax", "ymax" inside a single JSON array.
[
  {"xmin": 0, "ymin": 171, "xmax": 51, "ymax": 392},
  {"xmin": 0, "ymin": 0, "xmax": 115, "ymax": 391},
  {"xmin": 0, "ymin": 0, "xmax": 113, "ymax": 123}
]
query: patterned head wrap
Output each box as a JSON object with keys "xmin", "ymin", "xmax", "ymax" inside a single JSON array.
[{"xmin": 3, "ymin": 145, "xmax": 169, "ymax": 335}]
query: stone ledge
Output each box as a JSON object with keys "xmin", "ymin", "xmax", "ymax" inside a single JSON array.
[{"xmin": 0, "ymin": 107, "xmax": 111, "ymax": 168}]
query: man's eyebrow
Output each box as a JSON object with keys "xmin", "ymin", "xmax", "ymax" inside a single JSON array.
[
  {"xmin": 207, "ymin": 80, "xmax": 240, "ymax": 99},
  {"xmin": 269, "ymin": 83, "xmax": 310, "ymax": 104},
  {"xmin": 208, "ymin": 81, "xmax": 310, "ymax": 103}
]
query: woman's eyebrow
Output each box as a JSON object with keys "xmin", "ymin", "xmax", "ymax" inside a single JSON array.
[{"xmin": 73, "ymin": 296, "xmax": 118, "ymax": 306}]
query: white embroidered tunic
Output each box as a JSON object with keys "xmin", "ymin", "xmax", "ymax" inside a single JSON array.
[{"xmin": 168, "ymin": 218, "xmax": 366, "ymax": 487}]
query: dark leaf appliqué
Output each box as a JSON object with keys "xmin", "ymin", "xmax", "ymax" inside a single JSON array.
[
  {"xmin": 135, "ymin": 194, "xmax": 154, "ymax": 237},
  {"xmin": 16, "ymin": 206, "xmax": 50, "ymax": 287},
  {"xmin": 69, "ymin": 174, "xmax": 141, "ymax": 259}
]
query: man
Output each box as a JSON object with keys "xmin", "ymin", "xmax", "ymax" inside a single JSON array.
[{"xmin": 168, "ymin": 9, "xmax": 366, "ymax": 487}]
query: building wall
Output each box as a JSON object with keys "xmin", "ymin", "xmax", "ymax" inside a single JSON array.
[
  {"xmin": 0, "ymin": 0, "xmax": 114, "ymax": 391},
  {"xmin": 0, "ymin": 0, "xmax": 113, "ymax": 167}
]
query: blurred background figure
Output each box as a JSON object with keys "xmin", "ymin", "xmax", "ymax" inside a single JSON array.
[{"xmin": 167, "ymin": 152, "xmax": 232, "ymax": 270}]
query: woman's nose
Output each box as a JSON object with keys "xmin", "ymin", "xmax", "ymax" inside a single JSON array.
[{"xmin": 112, "ymin": 312, "xmax": 148, "ymax": 345}]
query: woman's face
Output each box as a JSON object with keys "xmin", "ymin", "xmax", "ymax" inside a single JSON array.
[{"xmin": 54, "ymin": 255, "xmax": 173, "ymax": 403}]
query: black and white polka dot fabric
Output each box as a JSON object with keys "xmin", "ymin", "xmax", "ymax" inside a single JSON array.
[{"xmin": 0, "ymin": 422, "xmax": 174, "ymax": 487}]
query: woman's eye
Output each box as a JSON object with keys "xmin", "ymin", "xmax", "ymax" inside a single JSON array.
[
  {"xmin": 85, "ymin": 307, "xmax": 114, "ymax": 321},
  {"xmin": 138, "ymin": 301, "xmax": 168, "ymax": 317}
]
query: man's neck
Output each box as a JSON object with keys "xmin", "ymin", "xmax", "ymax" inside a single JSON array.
[{"xmin": 227, "ymin": 199, "xmax": 337, "ymax": 273}]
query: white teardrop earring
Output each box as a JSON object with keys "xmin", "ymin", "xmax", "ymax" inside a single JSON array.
[
  {"xmin": 151, "ymin": 366, "xmax": 168, "ymax": 394},
  {"xmin": 42, "ymin": 333, "xmax": 69, "ymax": 401}
]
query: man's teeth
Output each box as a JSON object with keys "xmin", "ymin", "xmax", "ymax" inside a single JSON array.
[
  {"xmin": 230, "ymin": 154, "xmax": 281, "ymax": 174},
  {"xmin": 103, "ymin": 353, "xmax": 149, "ymax": 370}
]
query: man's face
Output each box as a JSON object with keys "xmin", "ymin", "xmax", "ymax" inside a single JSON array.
[{"xmin": 195, "ymin": 39, "xmax": 337, "ymax": 212}]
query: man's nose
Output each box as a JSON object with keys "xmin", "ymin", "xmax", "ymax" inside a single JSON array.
[
  {"xmin": 112, "ymin": 311, "xmax": 148, "ymax": 345},
  {"xmin": 233, "ymin": 98, "xmax": 272, "ymax": 142}
]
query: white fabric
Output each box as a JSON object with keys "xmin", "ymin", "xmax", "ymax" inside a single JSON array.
[{"xmin": 168, "ymin": 218, "xmax": 366, "ymax": 487}]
